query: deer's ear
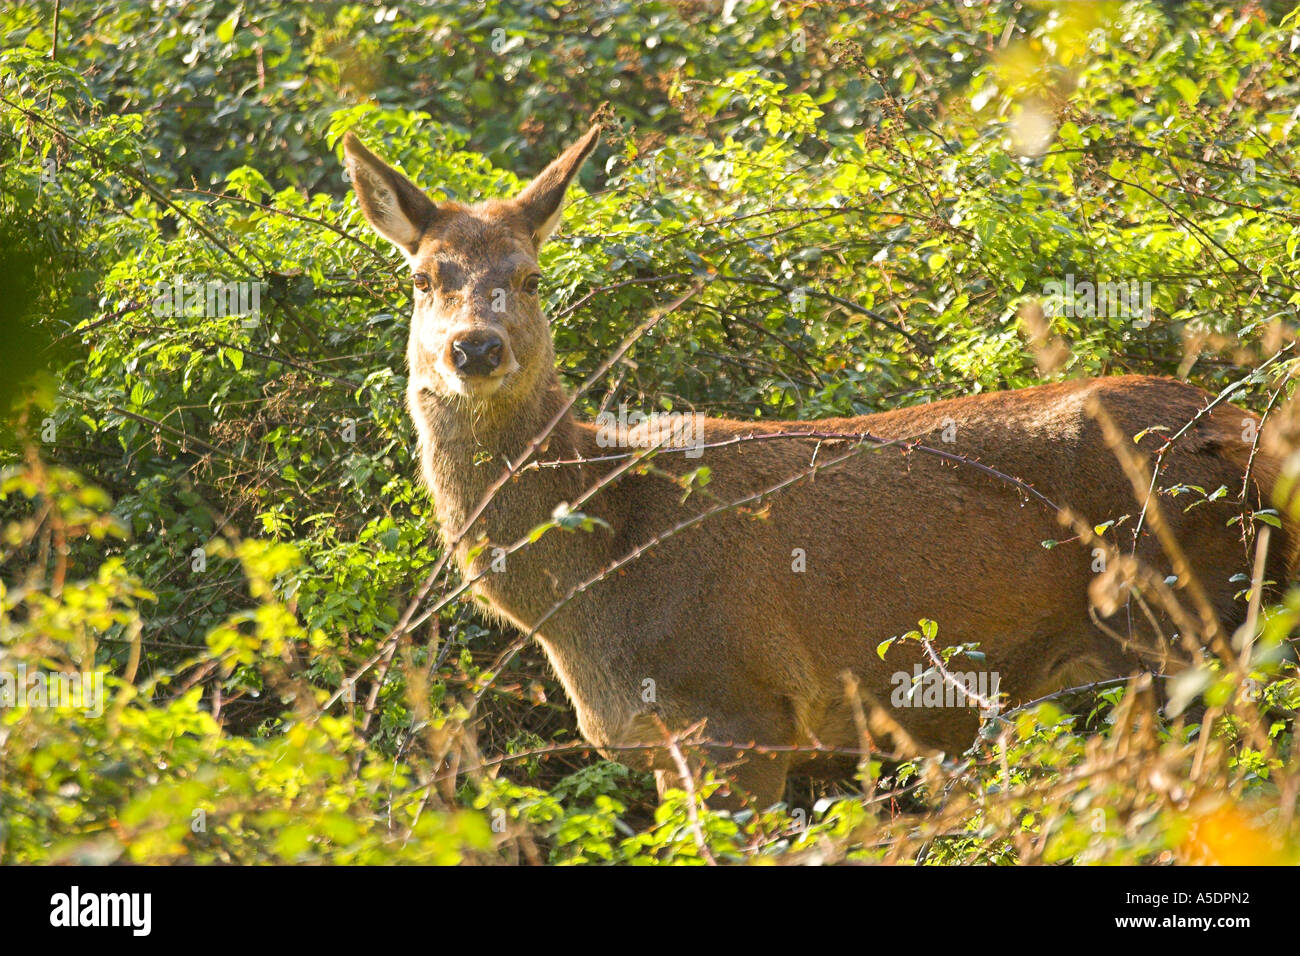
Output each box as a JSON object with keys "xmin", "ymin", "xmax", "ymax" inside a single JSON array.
[
  {"xmin": 512, "ymin": 124, "xmax": 600, "ymax": 246},
  {"xmin": 343, "ymin": 132, "xmax": 438, "ymax": 257}
]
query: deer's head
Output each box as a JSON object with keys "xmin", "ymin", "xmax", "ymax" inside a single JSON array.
[{"xmin": 343, "ymin": 126, "xmax": 599, "ymax": 407}]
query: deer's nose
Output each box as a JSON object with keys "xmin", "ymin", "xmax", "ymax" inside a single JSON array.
[{"xmin": 450, "ymin": 332, "xmax": 504, "ymax": 377}]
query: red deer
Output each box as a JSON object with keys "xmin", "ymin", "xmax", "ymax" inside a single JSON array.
[{"xmin": 342, "ymin": 124, "xmax": 1298, "ymax": 809}]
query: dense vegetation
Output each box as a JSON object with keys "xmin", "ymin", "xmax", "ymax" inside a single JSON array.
[{"xmin": 3, "ymin": 0, "xmax": 1300, "ymax": 864}]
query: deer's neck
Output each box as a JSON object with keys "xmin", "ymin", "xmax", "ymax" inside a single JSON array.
[
  {"xmin": 414, "ymin": 372, "xmax": 579, "ymax": 532},
  {"xmin": 411, "ymin": 372, "xmax": 608, "ymax": 625}
]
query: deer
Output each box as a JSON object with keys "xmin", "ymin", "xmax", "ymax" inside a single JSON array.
[{"xmin": 342, "ymin": 123, "xmax": 1299, "ymax": 810}]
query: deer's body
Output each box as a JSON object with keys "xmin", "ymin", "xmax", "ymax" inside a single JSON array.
[
  {"xmin": 416, "ymin": 371, "xmax": 1291, "ymax": 799},
  {"xmin": 345, "ymin": 125, "xmax": 1298, "ymax": 807}
]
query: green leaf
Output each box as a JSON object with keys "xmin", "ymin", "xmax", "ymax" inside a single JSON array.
[
  {"xmin": 1254, "ymin": 510, "xmax": 1282, "ymax": 529},
  {"xmin": 216, "ymin": 10, "xmax": 239, "ymax": 44},
  {"xmin": 1171, "ymin": 76, "xmax": 1199, "ymax": 106}
]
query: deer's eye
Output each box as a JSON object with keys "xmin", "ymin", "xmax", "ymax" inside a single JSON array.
[
  {"xmin": 413, "ymin": 272, "xmax": 432, "ymax": 293},
  {"xmin": 522, "ymin": 273, "xmax": 541, "ymax": 295}
]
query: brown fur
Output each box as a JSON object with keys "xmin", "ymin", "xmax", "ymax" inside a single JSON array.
[{"xmin": 342, "ymin": 127, "xmax": 1299, "ymax": 809}]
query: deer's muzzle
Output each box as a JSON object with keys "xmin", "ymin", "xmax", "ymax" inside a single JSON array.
[{"xmin": 449, "ymin": 330, "xmax": 505, "ymax": 377}]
